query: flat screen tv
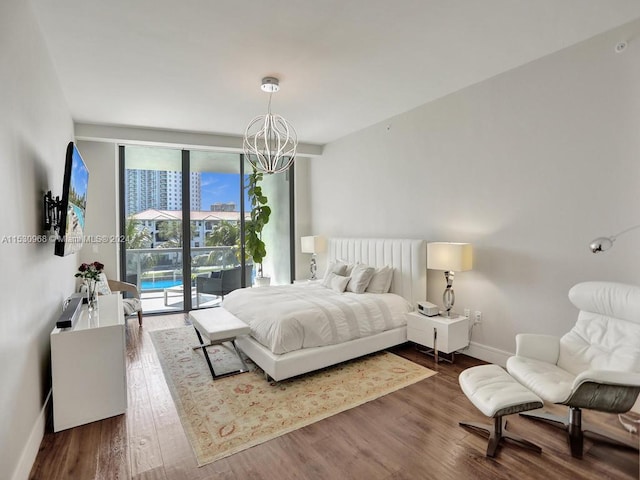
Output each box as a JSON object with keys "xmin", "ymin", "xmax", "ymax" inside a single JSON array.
[{"xmin": 54, "ymin": 142, "xmax": 89, "ymax": 257}]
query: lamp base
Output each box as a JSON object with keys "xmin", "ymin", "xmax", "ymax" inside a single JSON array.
[
  {"xmin": 310, "ymin": 255, "xmax": 317, "ymax": 281},
  {"xmin": 442, "ymin": 271, "xmax": 456, "ymax": 317}
]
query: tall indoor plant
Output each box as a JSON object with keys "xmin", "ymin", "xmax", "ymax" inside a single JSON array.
[{"xmin": 245, "ymin": 169, "xmax": 271, "ymax": 284}]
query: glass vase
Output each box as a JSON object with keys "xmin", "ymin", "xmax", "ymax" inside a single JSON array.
[{"xmin": 85, "ymin": 279, "xmax": 98, "ymax": 311}]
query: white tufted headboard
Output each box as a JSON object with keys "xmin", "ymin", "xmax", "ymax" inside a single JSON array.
[{"xmin": 328, "ymin": 238, "xmax": 427, "ymax": 308}]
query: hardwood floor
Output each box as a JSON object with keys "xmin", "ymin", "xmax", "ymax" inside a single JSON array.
[{"xmin": 30, "ymin": 313, "xmax": 639, "ymax": 479}]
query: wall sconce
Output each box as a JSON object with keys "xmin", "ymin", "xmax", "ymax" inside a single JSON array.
[{"xmin": 589, "ymin": 225, "xmax": 640, "ymax": 253}]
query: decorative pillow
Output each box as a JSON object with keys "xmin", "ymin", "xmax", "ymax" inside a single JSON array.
[
  {"xmin": 346, "ymin": 264, "xmax": 376, "ymax": 294},
  {"xmin": 95, "ymin": 273, "xmax": 112, "ymax": 296},
  {"xmin": 366, "ymin": 266, "xmax": 394, "ymax": 293},
  {"xmin": 322, "ymin": 261, "xmax": 348, "ymax": 286},
  {"xmin": 337, "ymin": 259, "xmax": 356, "ymax": 276},
  {"xmin": 329, "ymin": 273, "xmax": 350, "ymax": 293}
]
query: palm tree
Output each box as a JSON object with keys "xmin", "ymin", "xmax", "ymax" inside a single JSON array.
[
  {"xmin": 125, "ymin": 217, "xmax": 152, "ymax": 249},
  {"xmin": 124, "ymin": 217, "xmax": 155, "ymax": 282},
  {"xmin": 156, "ymin": 220, "xmax": 197, "ymax": 248},
  {"xmin": 205, "ymin": 220, "xmax": 239, "ymax": 247}
]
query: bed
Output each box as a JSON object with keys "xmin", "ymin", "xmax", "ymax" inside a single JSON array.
[{"xmin": 225, "ymin": 238, "xmax": 427, "ymax": 381}]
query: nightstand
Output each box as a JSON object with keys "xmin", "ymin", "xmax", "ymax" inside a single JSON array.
[{"xmin": 406, "ymin": 312, "xmax": 469, "ymax": 363}]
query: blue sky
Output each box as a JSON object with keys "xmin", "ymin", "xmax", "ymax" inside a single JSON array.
[{"xmin": 199, "ymin": 172, "xmax": 250, "ymax": 211}]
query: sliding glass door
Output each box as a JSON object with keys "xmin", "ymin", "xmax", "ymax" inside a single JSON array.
[
  {"xmin": 121, "ymin": 146, "xmax": 187, "ymax": 313},
  {"xmin": 190, "ymin": 151, "xmax": 246, "ymax": 310},
  {"xmin": 120, "ymin": 146, "xmax": 293, "ymax": 314}
]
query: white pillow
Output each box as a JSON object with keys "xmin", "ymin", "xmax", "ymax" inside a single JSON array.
[
  {"xmin": 366, "ymin": 266, "xmax": 394, "ymax": 293},
  {"xmin": 322, "ymin": 261, "xmax": 348, "ymax": 286},
  {"xmin": 337, "ymin": 259, "xmax": 356, "ymax": 276},
  {"xmin": 346, "ymin": 264, "xmax": 375, "ymax": 294},
  {"xmin": 327, "ymin": 273, "xmax": 350, "ymax": 293},
  {"xmin": 96, "ymin": 272, "xmax": 112, "ymax": 296}
]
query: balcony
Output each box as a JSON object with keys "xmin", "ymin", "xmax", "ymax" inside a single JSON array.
[{"xmin": 126, "ymin": 246, "xmax": 248, "ymax": 313}]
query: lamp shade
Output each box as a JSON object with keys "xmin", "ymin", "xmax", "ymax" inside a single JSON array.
[
  {"xmin": 301, "ymin": 236, "xmax": 327, "ymax": 254},
  {"xmin": 427, "ymin": 242, "xmax": 473, "ymax": 272}
]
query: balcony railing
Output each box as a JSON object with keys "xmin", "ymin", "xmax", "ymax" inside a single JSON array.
[{"xmin": 126, "ymin": 246, "xmax": 243, "ymax": 292}]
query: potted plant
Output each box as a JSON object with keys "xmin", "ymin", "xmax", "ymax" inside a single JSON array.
[{"xmin": 245, "ymin": 169, "xmax": 271, "ymax": 286}]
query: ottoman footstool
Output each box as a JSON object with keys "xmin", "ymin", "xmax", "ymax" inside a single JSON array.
[{"xmin": 459, "ymin": 364, "xmax": 544, "ymax": 457}]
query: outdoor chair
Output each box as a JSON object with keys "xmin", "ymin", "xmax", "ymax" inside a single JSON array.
[{"xmin": 195, "ymin": 265, "xmax": 253, "ymax": 307}]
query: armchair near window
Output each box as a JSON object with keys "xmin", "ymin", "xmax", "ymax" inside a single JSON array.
[
  {"xmin": 506, "ymin": 281, "xmax": 640, "ymax": 458},
  {"xmin": 84, "ymin": 273, "xmax": 144, "ymax": 326},
  {"xmin": 195, "ymin": 265, "xmax": 253, "ymax": 307},
  {"xmin": 106, "ymin": 278, "xmax": 143, "ymax": 327}
]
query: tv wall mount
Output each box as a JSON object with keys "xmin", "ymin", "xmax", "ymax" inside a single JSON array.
[{"xmin": 43, "ymin": 190, "xmax": 62, "ymax": 231}]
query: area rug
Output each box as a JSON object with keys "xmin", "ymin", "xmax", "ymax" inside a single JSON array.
[{"xmin": 150, "ymin": 326, "xmax": 436, "ymax": 466}]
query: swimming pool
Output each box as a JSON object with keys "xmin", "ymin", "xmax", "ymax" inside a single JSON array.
[{"xmin": 141, "ymin": 279, "xmax": 183, "ymax": 291}]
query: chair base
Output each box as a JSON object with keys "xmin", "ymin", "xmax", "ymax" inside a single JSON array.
[
  {"xmin": 520, "ymin": 407, "xmax": 639, "ymax": 458},
  {"xmin": 460, "ymin": 417, "xmax": 542, "ymax": 457}
]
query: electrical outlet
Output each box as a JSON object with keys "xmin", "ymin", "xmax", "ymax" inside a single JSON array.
[
  {"xmin": 464, "ymin": 308, "xmax": 470, "ymax": 318},
  {"xmin": 474, "ymin": 311, "xmax": 482, "ymax": 324}
]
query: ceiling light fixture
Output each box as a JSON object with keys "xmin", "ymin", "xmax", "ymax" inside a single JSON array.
[{"xmin": 243, "ymin": 76, "xmax": 298, "ymax": 174}]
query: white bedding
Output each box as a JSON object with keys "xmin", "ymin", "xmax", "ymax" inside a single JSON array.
[{"xmin": 222, "ymin": 283, "xmax": 412, "ymax": 354}]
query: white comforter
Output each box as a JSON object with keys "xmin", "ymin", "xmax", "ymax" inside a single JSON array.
[{"xmin": 222, "ymin": 283, "xmax": 412, "ymax": 354}]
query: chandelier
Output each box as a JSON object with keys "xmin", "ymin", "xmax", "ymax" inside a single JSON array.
[{"xmin": 243, "ymin": 77, "xmax": 298, "ymax": 174}]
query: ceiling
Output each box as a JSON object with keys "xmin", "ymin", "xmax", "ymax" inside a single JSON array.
[{"xmin": 30, "ymin": 0, "xmax": 640, "ymax": 145}]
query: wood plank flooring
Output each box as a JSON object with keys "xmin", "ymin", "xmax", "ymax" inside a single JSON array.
[{"xmin": 30, "ymin": 313, "xmax": 639, "ymax": 479}]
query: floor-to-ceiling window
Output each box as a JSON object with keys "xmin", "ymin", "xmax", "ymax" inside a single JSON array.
[
  {"xmin": 190, "ymin": 151, "xmax": 245, "ymax": 310},
  {"xmin": 120, "ymin": 145, "xmax": 293, "ymax": 314}
]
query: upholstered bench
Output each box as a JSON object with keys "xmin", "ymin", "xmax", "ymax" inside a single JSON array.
[
  {"xmin": 189, "ymin": 307, "xmax": 251, "ymax": 379},
  {"xmin": 459, "ymin": 364, "xmax": 544, "ymax": 457}
]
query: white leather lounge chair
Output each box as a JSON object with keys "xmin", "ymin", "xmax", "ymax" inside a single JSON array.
[{"xmin": 506, "ymin": 281, "xmax": 640, "ymax": 458}]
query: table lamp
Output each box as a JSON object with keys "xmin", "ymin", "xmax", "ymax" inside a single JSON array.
[
  {"xmin": 301, "ymin": 236, "xmax": 327, "ymax": 280},
  {"xmin": 427, "ymin": 242, "xmax": 473, "ymax": 317}
]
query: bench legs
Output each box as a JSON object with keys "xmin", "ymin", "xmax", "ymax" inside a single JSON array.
[
  {"xmin": 193, "ymin": 327, "xmax": 250, "ymax": 380},
  {"xmin": 460, "ymin": 416, "xmax": 542, "ymax": 457}
]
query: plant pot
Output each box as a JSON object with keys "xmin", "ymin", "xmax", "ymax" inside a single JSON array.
[{"xmin": 254, "ymin": 276, "xmax": 271, "ymax": 287}]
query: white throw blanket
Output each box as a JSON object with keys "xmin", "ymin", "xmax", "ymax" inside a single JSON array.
[{"xmin": 222, "ymin": 283, "xmax": 412, "ymax": 354}]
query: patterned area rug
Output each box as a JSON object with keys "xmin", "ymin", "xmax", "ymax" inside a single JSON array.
[{"xmin": 150, "ymin": 327, "xmax": 436, "ymax": 466}]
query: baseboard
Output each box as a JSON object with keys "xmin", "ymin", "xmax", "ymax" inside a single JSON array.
[
  {"xmin": 463, "ymin": 341, "xmax": 512, "ymax": 367},
  {"xmin": 12, "ymin": 389, "xmax": 51, "ymax": 480}
]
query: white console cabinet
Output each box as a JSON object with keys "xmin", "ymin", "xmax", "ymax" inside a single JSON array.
[{"xmin": 51, "ymin": 294, "xmax": 126, "ymax": 432}]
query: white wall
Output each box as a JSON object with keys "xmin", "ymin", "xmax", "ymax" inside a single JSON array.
[
  {"xmin": 310, "ymin": 20, "xmax": 640, "ymax": 362},
  {"xmin": 0, "ymin": 1, "xmax": 74, "ymax": 479},
  {"xmin": 76, "ymin": 141, "xmax": 119, "ymax": 279},
  {"xmin": 294, "ymin": 157, "xmax": 313, "ymax": 280}
]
